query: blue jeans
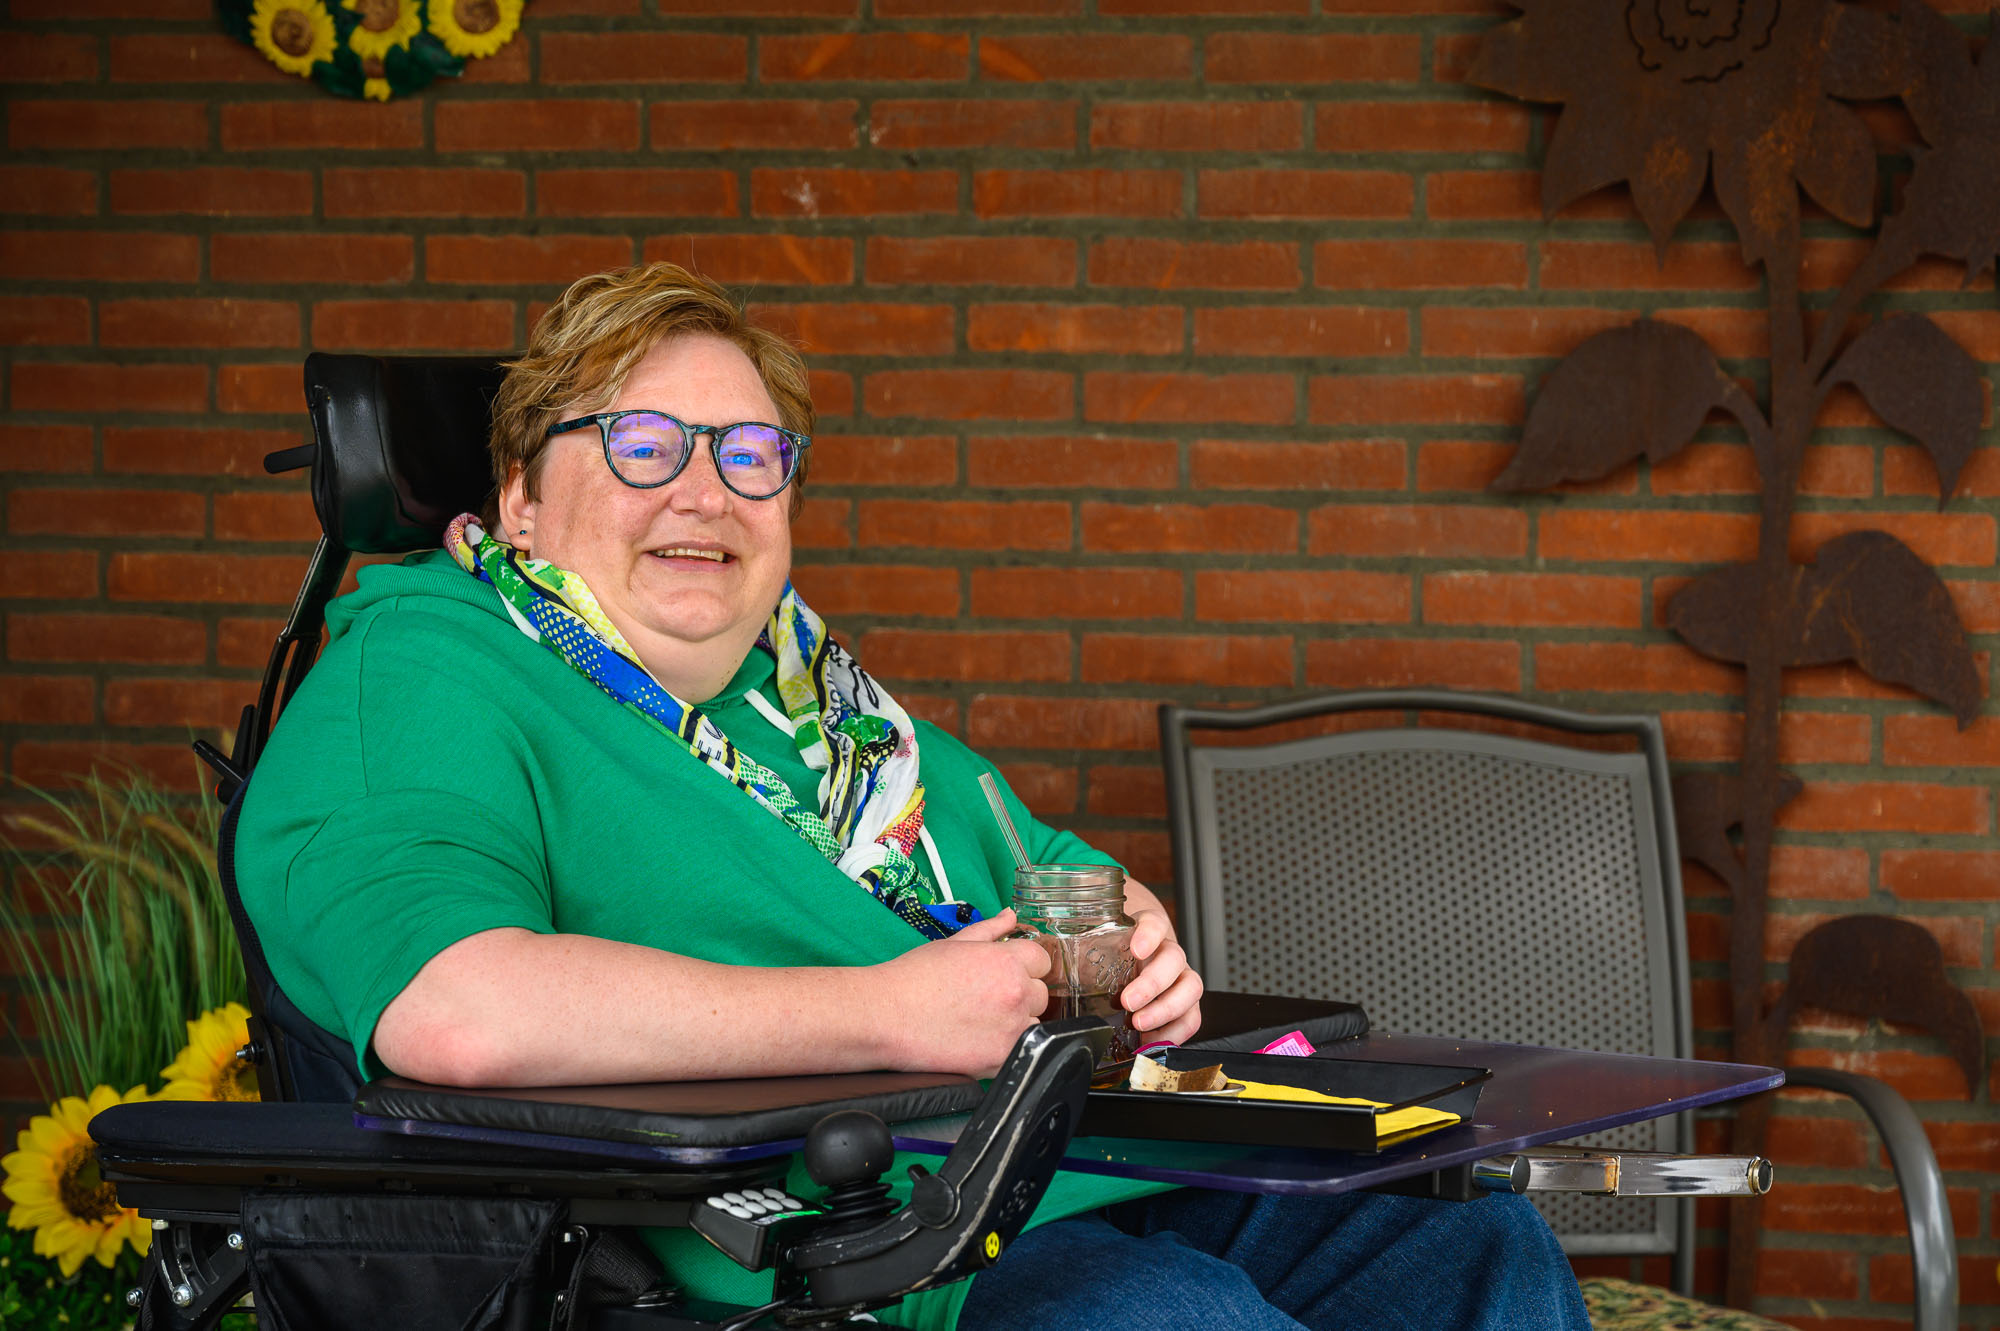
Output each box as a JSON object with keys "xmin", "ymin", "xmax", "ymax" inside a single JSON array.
[{"xmin": 956, "ymin": 1188, "xmax": 1590, "ymax": 1331}]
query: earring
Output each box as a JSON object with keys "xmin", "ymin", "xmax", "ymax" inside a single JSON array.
[{"xmin": 517, "ymin": 529, "xmax": 527, "ymax": 535}]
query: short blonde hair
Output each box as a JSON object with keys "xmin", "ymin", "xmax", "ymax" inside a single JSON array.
[{"xmin": 485, "ymin": 263, "xmax": 814, "ymax": 521}]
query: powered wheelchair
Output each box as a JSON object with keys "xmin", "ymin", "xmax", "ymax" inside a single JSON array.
[{"xmin": 89, "ymin": 353, "xmax": 1794, "ymax": 1331}]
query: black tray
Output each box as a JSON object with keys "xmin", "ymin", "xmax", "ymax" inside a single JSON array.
[{"xmin": 1079, "ymin": 1046, "xmax": 1489, "ymax": 1154}]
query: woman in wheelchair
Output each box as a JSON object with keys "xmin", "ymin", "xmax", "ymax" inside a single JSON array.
[{"xmin": 233, "ymin": 262, "xmax": 1590, "ymax": 1330}]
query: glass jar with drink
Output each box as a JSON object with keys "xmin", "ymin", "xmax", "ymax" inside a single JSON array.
[{"xmin": 1008, "ymin": 865, "xmax": 1139, "ymax": 1086}]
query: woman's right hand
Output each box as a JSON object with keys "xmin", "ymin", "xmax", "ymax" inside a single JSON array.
[{"xmin": 874, "ymin": 908, "xmax": 1052, "ymax": 1077}]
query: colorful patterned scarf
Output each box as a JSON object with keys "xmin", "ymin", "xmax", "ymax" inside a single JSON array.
[{"xmin": 445, "ymin": 514, "xmax": 964, "ymax": 939}]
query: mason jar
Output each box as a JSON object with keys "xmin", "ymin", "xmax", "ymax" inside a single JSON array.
[{"xmin": 1009, "ymin": 864, "xmax": 1139, "ymax": 1085}]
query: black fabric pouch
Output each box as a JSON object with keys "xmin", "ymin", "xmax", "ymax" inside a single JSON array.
[{"xmin": 242, "ymin": 1193, "xmax": 563, "ymax": 1331}]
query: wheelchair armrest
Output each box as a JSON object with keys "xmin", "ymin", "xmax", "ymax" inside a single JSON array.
[{"xmin": 1781, "ymin": 1066, "xmax": 1956, "ymax": 1331}]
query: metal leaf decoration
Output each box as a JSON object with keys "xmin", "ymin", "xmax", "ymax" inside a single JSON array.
[
  {"xmin": 1666, "ymin": 532, "xmax": 1981, "ymax": 725},
  {"xmin": 1825, "ymin": 314, "xmax": 1985, "ymax": 503},
  {"xmin": 1671, "ymin": 770, "xmax": 1803, "ymax": 896}
]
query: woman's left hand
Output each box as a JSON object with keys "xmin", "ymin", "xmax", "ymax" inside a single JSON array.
[{"xmin": 1121, "ymin": 877, "xmax": 1203, "ymax": 1046}]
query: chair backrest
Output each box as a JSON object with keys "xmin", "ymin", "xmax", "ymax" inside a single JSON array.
[
  {"xmin": 1160, "ymin": 689, "xmax": 1696, "ymax": 1292},
  {"xmin": 207, "ymin": 353, "xmax": 506, "ymax": 1103}
]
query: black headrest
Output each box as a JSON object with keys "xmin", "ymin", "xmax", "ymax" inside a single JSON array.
[{"xmin": 303, "ymin": 353, "xmax": 508, "ymax": 554}]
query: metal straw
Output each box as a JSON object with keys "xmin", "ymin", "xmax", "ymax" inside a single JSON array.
[{"xmin": 978, "ymin": 772, "xmax": 1031, "ymax": 870}]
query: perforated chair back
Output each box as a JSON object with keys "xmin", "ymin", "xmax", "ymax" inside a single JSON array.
[{"xmin": 1160, "ymin": 689, "xmax": 1696, "ymax": 1292}]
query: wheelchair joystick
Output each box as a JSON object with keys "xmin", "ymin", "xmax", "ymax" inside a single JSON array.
[{"xmin": 803, "ymin": 1110, "xmax": 896, "ymax": 1229}]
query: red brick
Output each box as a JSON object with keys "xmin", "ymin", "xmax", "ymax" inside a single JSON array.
[
  {"xmin": 100, "ymin": 298, "xmax": 298, "ymax": 349},
  {"xmin": 459, "ymin": 35, "xmax": 532, "ymax": 82},
  {"xmin": 978, "ymin": 35, "xmax": 1191, "ymax": 82},
  {"xmin": 0, "ymin": 34, "xmax": 99, "ymax": 82},
  {"xmin": 809, "ymin": 370, "xmax": 854, "ymax": 417},
  {"xmin": 1082, "ymin": 764, "xmax": 1163, "ymax": 819},
  {"xmin": 877, "ymin": 0, "xmax": 1076, "ymax": 13},
  {"xmin": 1663, "ymin": 711, "xmax": 1873, "ymax": 767},
  {"xmin": 1309, "ymin": 504, "xmax": 1526, "ymax": 558},
  {"xmin": 1101, "ymin": 0, "xmax": 1306, "ymax": 14},
  {"xmin": 1540, "ymin": 242, "xmax": 1764, "ymax": 291},
  {"xmin": 324, "ymin": 168, "xmax": 525, "ymax": 218},
  {"xmin": 216, "ymin": 616, "xmax": 282, "ymax": 668},
  {"xmin": 860, "ymin": 499, "xmax": 1070, "ymax": 550},
  {"xmin": 12, "ymin": 0, "xmax": 209, "ymax": 12},
  {"xmin": 1789, "ymin": 1045, "xmax": 1981, "ymax": 1100},
  {"xmin": 1765, "ymin": 1114, "xmax": 1870, "ymax": 1169},
  {"xmin": 1780, "ymin": 782, "xmax": 1987, "ymax": 835},
  {"xmin": 972, "ymin": 568, "xmax": 1181, "ymax": 619},
  {"xmin": 753, "ymin": 168, "xmax": 957, "ymax": 217},
  {"xmin": 967, "ymin": 436, "xmax": 1179, "ymax": 490},
  {"xmin": 213, "ymin": 234, "xmax": 414, "ymax": 285},
  {"xmin": 1310, "ymin": 374, "xmax": 1523, "ymax": 426},
  {"xmin": 1081, "ymin": 633, "xmax": 1292, "ymax": 686},
  {"xmin": 11, "ymin": 363, "xmax": 207, "ymax": 414},
  {"xmin": 0, "ymin": 296, "xmax": 89, "ymax": 346},
  {"xmin": 1879, "ymin": 848, "xmax": 2000, "ymax": 900},
  {"xmin": 427, "ymin": 235, "xmax": 635, "ymax": 284},
  {"xmin": 965, "ymin": 696, "xmax": 1158, "ymax": 750},
  {"xmin": 646, "ymin": 234, "xmax": 854, "ymax": 286},
  {"xmin": 866, "ymin": 369, "xmax": 1069, "ymax": 421},
  {"xmin": 1194, "ymin": 571, "xmax": 1408, "ymax": 623},
  {"xmin": 9, "ymin": 742, "xmax": 203, "ymax": 794},
  {"xmin": 1424, "ymin": 572, "xmax": 1638, "ymax": 627},
  {"xmin": 108, "ymin": 32, "xmax": 271, "ymax": 81},
  {"xmin": 213, "ymin": 492, "xmax": 314, "ymax": 543},
  {"xmin": 0, "ymin": 552, "xmax": 96, "ymax": 598},
  {"xmin": 219, "ymin": 101, "xmax": 423, "ymax": 150},
  {"xmin": 1305, "ymin": 638, "xmax": 1522, "ymax": 692},
  {"xmin": 1533, "ymin": 643, "xmax": 1740, "ymax": 694},
  {"xmin": 110, "ymin": 168, "xmax": 311, "ymax": 216},
  {"xmin": 539, "ymin": 31, "xmax": 747, "ymax": 83},
  {"xmin": 1205, "ymin": 32, "xmax": 1420, "ymax": 81},
  {"xmin": 650, "ymin": 101, "xmax": 857, "ymax": 151},
  {"xmin": 1883, "ymin": 715, "xmax": 2000, "ymax": 768},
  {"xmin": 752, "ymin": 302, "xmax": 952, "ymax": 357},
  {"xmin": 1192, "ymin": 438, "xmax": 1404, "ymax": 491},
  {"xmin": 792, "ymin": 497, "xmax": 851, "ymax": 549},
  {"xmin": 107, "ymin": 553, "xmax": 305, "ymax": 605},
  {"xmin": 1316, "ymin": 101, "xmax": 1530, "ymax": 152},
  {"xmin": 1426, "ymin": 170, "xmax": 1572, "ymax": 221},
  {"xmin": 807, "ymin": 434, "xmax": 957, "ymax": 486},
  {"xmin": 8, "ymin": 613, "xmax": 206, "ymax": 665},
  {"xmin": 856, "ymin": 629, "xmax": 1071, "ymax": 681},
  {"xmin": 1082, "ymin": 502, "xmax": 1296, "ymax": 553},
  {"xmin": 969, "ymin": 304, "xmax": 1181, "ymax": 356},
  {"xmin": 867, "ymin": 236, "xmax": 1076, "ymax": 286},
  {"xmin": 1887, "ymin": 442, "xmax": 2000, "ymax": 497},
  {"xmin": 998, "ymin": 762, "xmax": 1079, "ymax": 817},
  {"xmin": 787, "ymin": 564, "xmax": 958, "ymax": 616},
  {"xmin": 1918, "ymin": 1119, "xmax": 2000, "ymax": 1173},
  {"xmin": 1652, "ymin": 307, "xmax": 1769, "ymax": 359},
  {"xmin": 870, "ymin": 100, "xmax": 1076, "ymax": 150},
  {"xmin": 1199, "ymin": 169, "xmax": 1415, "ymax": 220},
  {"xmin": 1417, "ymin": 440, "xmax": 1512, "ymax": 492},
  {"xmin": 1750, "ymin": 1249, "xmax": 1859, "ymax": 1301},
  {"xmin": 1193, "ymin": 307, "xmax": 1405, "ymax": 357},
  {"xmin": 1092, "ymin": 237, "xmax": 1300, "ymax": 290},
  {"xmin": 217, "ymin": 366, "xmax": 303, "ymax": 414},
  {"xmin": 0, "ymin": 677, "xmax": 94, "ymax": 726},
  {"xmin": 653, "ymin": 0, "xmax": 851, "ymax": 12},
  {"xmin": 1317, "ymin": 240, "xmax": 1528, "ymax": 289},
  {"xmin": 102, "ymin": 679, "xmax": 244, "ymax": 729},
  {"xmin": 1540, "ymin": 510, "xmax": 1758, "ymax": 563},
  {"xmin": 435, "ymin": 101, "xmax": 641, "ymax": 153},
  {"xmin": 0, "ymin": 167, "xmax": 98, "ymax": 216},
  {"xmin": 760, "ymin": 33, "xmax": 970, "ymax": 81},
  {"xmin": 1092, "ymin": 101, "xmax": 1301, "ymax": 151},
  {"xmin": 1086, "ymin": 372, "xmax": 1292, "ymax": 425},
  {"xmin": 311, "ymin": 300, "xmax": 514, "ymax": 352},
  {"xmin": 1790, "ymin": 512, "xmax": 1995, "ymax": 568},
  {"xmin": 972, "ymin": 169, "xmax": 1182, "ymax": 219},
  {"xmin": 9, "ymin": 488, "xmax": 205, "ymax": 539},
  {"xmin": 1650, "ymin": 443, "xmax": 1873, "ymax": 498},
  {"xmin": 0, "ymin": 425, "xmax": 92, "ymax": 474},
  {"xmin": 0, "ymin": 230, "xmax": 200, "ymax": 283},
  {"xmin": 8, "ymin": 101, "xmax": 208, "ymax": 151}
]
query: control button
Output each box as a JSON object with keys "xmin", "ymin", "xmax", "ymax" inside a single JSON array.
[
  {"xmin": 705, "ymin": 1196, "xmax": 729, "ymax": 1210},
  {"xmin": 760, "ymin": 1188, "xmax": 789, "ymax": 1204},
  {"xmin": 721, "ymin": 1192, "xmax": 747, "ymax": 1207},
  {"xmin": 724, "ymin": 1205, "xmax": 755, "ymax": 1220}
]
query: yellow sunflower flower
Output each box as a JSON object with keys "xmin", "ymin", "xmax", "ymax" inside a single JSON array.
[
  {"xmin": 2, "ymin": 1085, "xmax": 153, "ymax": 1278},
  {"xmin": 342, "ymin": 0, "xmax": 422, "ymax": 62},
  {"xmin": 428, "ymin": 0, "xmax": 524, "ymax": 60},
  {"xmin": 250, "ymin": 0, "xmax": 337, "ymax": 77},
  {"xmin": 158, "ymin": 1002, "xmax": 261, "ymax": 1103}
]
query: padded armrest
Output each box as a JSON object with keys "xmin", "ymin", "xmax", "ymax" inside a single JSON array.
[{"xmin": 1781, "ymin": 1067, "xmax": 1955, "ymax": 1331}]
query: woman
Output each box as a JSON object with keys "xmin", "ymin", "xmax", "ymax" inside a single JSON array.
[{"xmin": 237, "ymin": 262, "xmax": 1589, "ymax": 1331}]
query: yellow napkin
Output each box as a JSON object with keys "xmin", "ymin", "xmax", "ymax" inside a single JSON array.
[{"xmin": 1228, "ymin": 1077, "xmax": 1461, "ymax": 1141}]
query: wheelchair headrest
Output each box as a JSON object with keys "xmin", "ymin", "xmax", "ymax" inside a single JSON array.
[{"xmin": 302, "ymin": 353, "xmax": 508, "ymax": 554}]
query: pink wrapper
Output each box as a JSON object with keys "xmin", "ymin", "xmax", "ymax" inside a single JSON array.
[{"xmin": 1255, "ymin": 1030, "xmax": 1316, "ymax": 1057}]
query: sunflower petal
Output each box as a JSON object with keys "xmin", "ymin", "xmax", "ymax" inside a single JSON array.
[
  {"xmin": 1797, "ymin": 98, "xmax": 1878, "ymax": 228},
  {"xmin": 1824, "ymin": 2, "xmax": 1906, "ymax": 99},
  {"xmin": 1539, "ymin": 103, "xmax": 1633, "ymax": 220},
  {"xmin": 1627, "ymin": 116, "xmax": 1710, "ymax": 260}
]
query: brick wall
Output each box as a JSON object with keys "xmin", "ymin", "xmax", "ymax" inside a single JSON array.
[{"xmin": 2, "ymin": 1, "xmax": 1996, "ymax": 1324}]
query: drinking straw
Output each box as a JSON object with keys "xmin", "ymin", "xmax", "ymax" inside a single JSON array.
[{"xmin": 978, "ymin": 772, "xmax": 1031, "ymax": 870}]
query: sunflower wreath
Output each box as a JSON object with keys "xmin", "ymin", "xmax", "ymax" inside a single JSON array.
[{"xmin": 218, "ymin": 0, "xmax": 525, "ymax": 101}]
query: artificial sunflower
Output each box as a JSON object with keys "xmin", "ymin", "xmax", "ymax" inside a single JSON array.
[
  {"xmin": 249, "ymin": 0, "xmax": 337, "ymax": 77},
  {"xmin": 157, "ymin": 1002, "xmax": 261, "ymax": 1103},
  {"xmin": 1468, "ymin": 0, "xmax": 1891, "ymax": 268},
  {"xmin": 428, "ymin": 0, "xmax": 524, "ymax": 60},
  {"xmin": 2, "ymin": 1085, "xmax": 152, "ymax": 1278},
  {"xmin": 342, "ymin": 0, "xmax": 423, "ymax": 60}
]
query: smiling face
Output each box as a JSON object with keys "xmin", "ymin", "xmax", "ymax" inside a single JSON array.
[{"xmin": 498, "ymin": 333, "xmax": 794, "ymax": 702}]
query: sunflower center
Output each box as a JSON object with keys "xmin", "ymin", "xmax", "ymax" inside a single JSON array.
[
  {"xmin": 270, "ymin": 8, "xmax": 316, "ymax": 57},
  {"xmin": 455, "ymin": 0, "xmax": 501, "ymax": 34},
  {"xmin": 57, "ymin": 1143, "xmax": 122, "ymax": 1225},
  {"xmin": 1626, "ymin": 0, "xmax": 1781, "ymax": 83},
  {"xmin": 218, "ymin": 1057, "xmax": 261, "ymax": 1103},
  {"xmin": 354, "ymin": 0, "xmax": 402, "ymax": 33}
]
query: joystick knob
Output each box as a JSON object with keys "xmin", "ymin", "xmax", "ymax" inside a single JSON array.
[{"xmin": 804, "ymin": 1110, "xmax": 896, "ymax": 1228}]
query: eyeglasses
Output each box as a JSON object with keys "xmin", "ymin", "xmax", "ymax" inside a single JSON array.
[{"xmin": 546, "ymin": 410, "xmax": 812, "ymax": 501}]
